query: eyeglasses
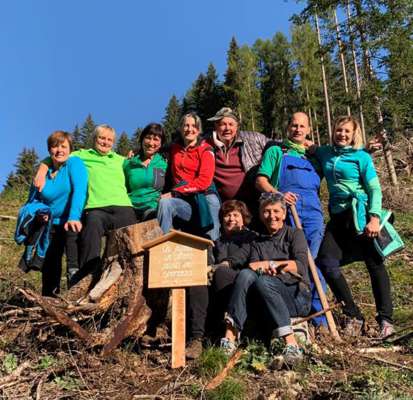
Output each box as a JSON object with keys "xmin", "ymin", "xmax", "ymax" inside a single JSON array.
[{"xmin": 259, "ymin": 192, "xmax": 285, "ymax": 203}]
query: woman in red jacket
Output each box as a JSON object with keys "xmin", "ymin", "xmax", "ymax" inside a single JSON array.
[{"xmin": 157, "ymin": 112, "xmax": 220, "ymax": 241}]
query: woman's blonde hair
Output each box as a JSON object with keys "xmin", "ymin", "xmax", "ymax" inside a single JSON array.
[{"xmin": 333, "ymin": 116, "xmax": 363, "ymax": 149}]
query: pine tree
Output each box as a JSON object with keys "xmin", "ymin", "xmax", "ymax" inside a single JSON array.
[
  {"xmin": 291, "ymin": 23, "xmax": 324, "ymax": 143},
  {"xmin": 72, "ymin": 124, "xmax": 83, "ymax": 150},
  {"xmin": 254, "ymin": 32, "xmax": 296, "ymax": 138},
  {"xmin": 223, "ymin": 37, "xmax": 242, "ymax": 110},
  {"xmin": 5, "ymin": 148, "xmax": 39, "ymax": 190},
  {"xmin": 162, "ymin": 95, "xmax": 182, "ymax": 143},
  {"xmin": 132, "ymin": 127, "xmax": 143, "ymax": 150},
  {"xmin": 236, "ymin": 45, "xmax": 262, "ymax": 132},
  {"xmin": 80, "ymin": 114, "xmax": 96, "ymax": 149},
  {"xmin": 115, "ymin": 132, "xmax": 131, "ymax": 156}
]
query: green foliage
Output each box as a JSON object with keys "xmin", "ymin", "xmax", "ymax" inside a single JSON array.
[
  {"xmin": 197, "ymin": 346, "xmax": 228, "ymax": 379},
  {"xmin": 183, "ymin": 383, "xmax": 202, "ymax": 398},
  {"xmin": 162, "ymin": 94, "xmax": 182, "ymax": 143},
  {"xmin": 53, "ymin": 375, "xmax": 81, "ymax": 391},
  {"xmin": 131, "ymin": 127, "xmax": 143, "ymax": 150},
  {"xmin": 37, "ymin": 355, "xmax": 57, "ymax": 370},
  {"xmin": 115, "ymin": 131, "xmax": 131, "ymax": 156},
  {"xmin": 80, "ymin": 113, "xmax": 96, "ymax": 149},
  {"xmin": 2, "ymin": 353, "xmax": 18, "ymax": 374},
  {"xmin": 72, "ymin": 124, "xmax": 83, "ymax": 150},
  {"xmin": 206, "ymin": 378, "xmax": 245, "ymax": 400},
  {"xmin": 254, "ymin": 32, "xmax": 296, "ymax": 138},
  {"xmin": 237, "ymin": 340, "xmax": 270, "ymax": 373},
  {"xmin": 185, "ymin": 63, "xmax": 224, "ymax": 132},
  {"xmin": 4, "ymin": 148, "xmax": 39, "ymax": 192}
]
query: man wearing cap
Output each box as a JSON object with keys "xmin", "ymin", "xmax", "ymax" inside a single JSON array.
[{"xmin": 206, "ymin": 107, "xmax": 269, "ymax": 207}]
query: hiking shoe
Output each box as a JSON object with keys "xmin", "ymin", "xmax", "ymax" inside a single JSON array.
[
  {"xmin": 186, "ymin": 338, "xmax": 203, "ymax": 360},
  {"xmin": 282, "ymin": 345, "xmax": 303, "ymax": 367},
  {"xmin": 220, "ymin": 337, "xmax": 238, "ymax": 357},
  {"xmin": 379, "ymin": 320, "xmax": 395, "ymax": 339},
  {"xmin": 343, "ymin": 317, "xmax": 364, "ymax": 337}
]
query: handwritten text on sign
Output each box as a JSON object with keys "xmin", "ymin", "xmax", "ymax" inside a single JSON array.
[{"xmin": 147, "ymin": 238, "xmax": 208, "ymax": 288}]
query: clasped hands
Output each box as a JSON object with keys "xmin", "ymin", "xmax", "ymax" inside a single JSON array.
[{"xmin": 249, "ymin": 260, "xmax": 288, "ymax": 276}]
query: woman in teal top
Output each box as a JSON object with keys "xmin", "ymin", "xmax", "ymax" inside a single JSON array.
[
  {"xmin": 123, "ymin": 123, "xmax": 168, "ymax": 221},
  {"xmin": 313, "ymin": 116, "xmax": 393, "ymax": 339}
]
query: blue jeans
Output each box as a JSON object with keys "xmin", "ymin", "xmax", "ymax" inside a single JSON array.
[
  {"xmin": 157, "ymin": 194, "xmax": 220, "ymax": 240},
  {"xmin": 226, "ymin": 269, "xmax": 311, "ymax": 338}
]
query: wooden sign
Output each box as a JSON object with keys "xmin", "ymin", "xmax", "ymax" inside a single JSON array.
[
  {"xmin": 143, "ymin": 230, "xmax": 212, "ymax": 289},
  {"xmin": 142, "ymin": 229, "xmax": 213, "ymax": 368}
]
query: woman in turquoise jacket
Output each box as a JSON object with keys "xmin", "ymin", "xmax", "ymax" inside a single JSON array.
[
  {"xmin": 313, "ymin": 116, "xmax": 393, "ymax": 338},
  {"xmin": 25, "ymin": 131, "xmax": 88, "ymax": 295},
  {"xmin": 123, "ymin": 123, "xmax": 168, "ymax": 221}
]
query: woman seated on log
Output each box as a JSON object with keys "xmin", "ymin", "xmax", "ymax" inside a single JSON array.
[
  {"xmin": 311, "ymin": 116, "xmax": 393, "ymax": 338},
  {"xmin": 220, "ymin": 192, "xmax": 311, "ymax": 366},
  {"xmin": 34, "ymin": 124, "xmax": 137, "ymax": 281},
  {"xmin": 157, "ymin": 112, "xmax": 220, "ymax": 241},
  {"xmin": 185, "ymin": 200, "xmax": 257, "ymax": 360},
  {"xmin": 17, "ymin": 131, "xmax": 88, "ymax": 295},
  {"xmin": 210, "ymin": 200, "xmax": 258, "ymax": 316},
  {"xmin": 123, "ymin": 123, "xmax": 167, "ymax": 222}
]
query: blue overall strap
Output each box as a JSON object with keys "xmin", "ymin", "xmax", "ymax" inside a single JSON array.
[{"xmin": 278, "ymin": 154, "xmax": 321, "ymax": 195}]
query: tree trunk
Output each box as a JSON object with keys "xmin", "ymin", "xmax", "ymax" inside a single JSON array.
[
  {"xmin": 315, "ymin": 10, "xmax": 332, "ymax": 144},
  {"xmin": 346, "ymin": 0, "xmax": 366, "ymax": 143},
  {"xmin": 334, "ymin": 8, "xmax": 351, "ymax": 116},
  {"xmin": 351, "ymin": 0, "xmax": 399, "ymax": 190}
]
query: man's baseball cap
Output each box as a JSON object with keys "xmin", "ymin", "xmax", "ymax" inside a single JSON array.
[{"xmin": 207, "ymin": 107, "xmax": 239, "ymax": 123}]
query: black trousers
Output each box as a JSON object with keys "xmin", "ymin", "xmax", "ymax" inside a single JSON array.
[
  {"xmin": 42, "ymin": 225, "xmax": 79, "ymax": 296},
  {"xmin": 187, "ymin": 267, "xmax": 239, "ymax": 339},
  {"xmin": 79, "ymin": 206, "xmax": 136, "ymax": 273},
  {"xmin": 316, "ymin": 210, "xmax": 393, "ymax": 324}
]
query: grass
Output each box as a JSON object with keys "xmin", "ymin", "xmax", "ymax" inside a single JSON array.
[{"xmin": 206, "ymin": 378, "xmax": 246, "ymax": 400}]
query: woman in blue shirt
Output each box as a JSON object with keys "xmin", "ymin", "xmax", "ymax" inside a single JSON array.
[{"xmin": 32, "ymin": 131, "xmax": 88, "ymax": 295}]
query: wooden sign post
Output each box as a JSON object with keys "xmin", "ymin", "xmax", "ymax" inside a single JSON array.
[{"xmin": 142, "ymin": 229, "xmax": 213, "ymax": 368}]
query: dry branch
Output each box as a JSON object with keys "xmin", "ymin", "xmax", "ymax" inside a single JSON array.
[
  {"xmin": 19, "ymin": 288, "xmax": 92, "ymax": 344},
  {"xmin": 206, "ymin": 349, "xmax": 244, "ymax": 391},
  {"xmin": 0, "ymin": 361, "xmax": 31, "ymax": 387}
]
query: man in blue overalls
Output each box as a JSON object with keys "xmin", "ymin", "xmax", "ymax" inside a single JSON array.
[{"xmin": 255, "ymin": 112, "xmax": 327, "ymax": 328}]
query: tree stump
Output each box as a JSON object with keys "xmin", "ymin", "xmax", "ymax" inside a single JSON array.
[{"xmin": 9, "ymin": 219, "xmax": 168, "ymax": 354}]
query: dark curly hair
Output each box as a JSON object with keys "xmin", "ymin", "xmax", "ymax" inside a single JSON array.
[{"xmin": 219, "ymin": 200, "xmax": 252, "ymax": 226}]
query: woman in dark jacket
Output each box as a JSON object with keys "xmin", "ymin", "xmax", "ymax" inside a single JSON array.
[
  {"xmin": 211, "ymin": 200, "xmax": 257, "ymax": 300},
  {"xmin": 221, "ymin": 193, "xmax": 311, "ymax": 366},
  {"xmin": 185, "ymin": 200, "xmax": 257, "ymax": 360}
]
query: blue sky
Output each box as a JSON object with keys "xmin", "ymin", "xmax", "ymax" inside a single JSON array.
[{"xmin": 1, "ymin": 0, "xmax": 304, "ymax": 188}]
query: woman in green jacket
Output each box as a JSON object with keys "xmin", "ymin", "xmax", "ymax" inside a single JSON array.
[{"xmin": 123, "ymin": 123, "xmax": 168, "ymax": 221}]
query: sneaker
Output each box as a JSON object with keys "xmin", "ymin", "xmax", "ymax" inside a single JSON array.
[
  {"xmin": 186, "ymin": 338, "xmax": 203, "ymax": 360},
  {"xmin": 379, "ymin": 320, "xmax": 395, "ymax": 339},
  {"xmin": 282, "ymin": 345, "xmax": 303, "ymax": 367},
  {"xmin": 343, "ymin": 317, "xmax": 364, "ymax": 337},
  {"xmin": 220, "ymin": 337, "xmax": 238, "ymax": 356}
]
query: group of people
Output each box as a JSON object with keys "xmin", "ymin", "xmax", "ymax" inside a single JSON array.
[{"xmin": 16, "ymin": 106, "xmax": 394, "ymax": 366}]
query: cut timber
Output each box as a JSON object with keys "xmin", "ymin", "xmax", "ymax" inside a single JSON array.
[
  {"xmin": 88, "ymin": 259, "xmax": 122, "ymax": 302},
  {"xmin": 171, "ymin": 288, "xmax": 186, "ymax": 368}
]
